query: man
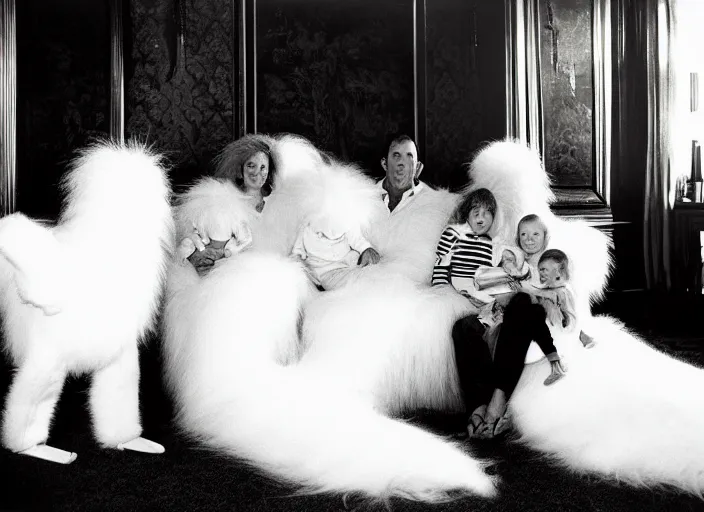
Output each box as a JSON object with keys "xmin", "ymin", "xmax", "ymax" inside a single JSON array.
[
  {"xmin": 355, "ymin": 134, "xmax": 427, "ymax": 267},
  {"xmin": 378, "ymin": 134, "xmax": 425, "ymax": 214}
]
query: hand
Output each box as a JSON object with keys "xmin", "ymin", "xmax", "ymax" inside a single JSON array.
[
  {"xmin": 184, "ymin": 229, "xmax": 208, "ymax": 252},
  {"xmin": 532, "ymin": 288, "xmax": 557, "ymax": 303},
  {"xmin": 187, "ymin": 239, "xmax": 229, "ymax": 276},
  {"xmin": 544, "ymin": 359, "xmax": 567, "ymax": 386},
  {"xmin": 224, "ymin": 224, "xmax": 253, "ymax": 257},
  {"xmin": 357, "ymin": 247, "xmax": 381, "ymax": 267},
  {"xmin": 508, "ymin": 279, "xmax": 521, "ymax": 291}
]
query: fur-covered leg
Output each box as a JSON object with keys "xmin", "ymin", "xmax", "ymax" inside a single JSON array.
[
  {"xmin": 2, "ymin": 355, "xmax": 66, "ymax": 454},
  {"xmin": 89, "ymin": 344, "xmax": 145, "ymax": 448}
]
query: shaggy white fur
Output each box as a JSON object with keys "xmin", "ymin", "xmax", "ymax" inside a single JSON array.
[
  {"xmin": 0, "ymin": 141, "xmax": 173, "ymax": 455},
  {"xmin": 163, "ymin": 135, "xmax": 704, "ymax": 502},
  {"xmin": 511, "ymin": 316, "xmax": 704, "ymax": 494},
  {"xmin": 164, "ymin": 135, "xmax": 495, "ymax": 501}
]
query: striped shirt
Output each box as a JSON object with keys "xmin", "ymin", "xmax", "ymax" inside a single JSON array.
[{"xmin": 432, "ymin": 224, "xmax": 494, "ymax": 291}]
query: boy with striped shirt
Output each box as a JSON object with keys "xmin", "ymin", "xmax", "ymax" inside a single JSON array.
[
  {"xmin": 432, "ymin": 188, "xmax": 499, "ymax": 301},
  {"xmin": 434, "ymin": 188, "xmax": 504, "ymax": 436}
]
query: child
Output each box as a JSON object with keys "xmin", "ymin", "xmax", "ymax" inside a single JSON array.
[
  {"xmin": 291, "ymin": 214, "xmax": 380, "ymax": 290},
  {"xmin": 438, "ymin": 188, "xmax": 508, "ymax": 438},
  {"xmin": 515, "ymin": 214, "xmax": 595, "ymax": 350},
  {"xmin": 533, "ymin": 249, "xmax": 576, "ymax": 329},
  {"xmin": 433, "ymin": 188, "xmax": 499, "ymax": 296},
  {"xmin": 529, "ymin": 249, "xmax": 576, "ymax": 384}
]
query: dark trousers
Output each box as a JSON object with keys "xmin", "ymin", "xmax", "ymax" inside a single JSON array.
[{"xmin": 452, "ymin": 292, "xmax": 557, "ymax": 415}]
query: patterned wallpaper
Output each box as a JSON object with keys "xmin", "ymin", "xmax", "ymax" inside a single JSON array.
[
  {"xmin": 125, "ymin": 0, "xmax": 506, "ymax": 190},
  {"xmin": 425, "ymin": 0, "xmax": 506, "ymax": 191},
  {"xmin": 126, "ymin": 0, "xmax": 235, "ymax": 189}
]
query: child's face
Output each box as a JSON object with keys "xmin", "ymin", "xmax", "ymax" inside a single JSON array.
[
  {"xmin": 467, "ymin": 206, "xmax": 494, "ymax": 236},
  {"xmin": 518, "ymin": 220, "xmax": 546, "ymax": 255},
  {"xmin": 538, "ymin": 259, "xmax": 564, "ymax": 286}
]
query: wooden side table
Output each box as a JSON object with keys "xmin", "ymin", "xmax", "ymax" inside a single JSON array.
[{"xmin": 671, "ymin": 202, "xmax": 704, "ymax": 293}]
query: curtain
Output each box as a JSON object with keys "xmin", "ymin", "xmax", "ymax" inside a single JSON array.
[
  {"xmin": 0, "ymin": 0, "xmax": 17, "ymax": 215},
  {"xmin": 504, "ymin": 0, "xmax": 542, "ymax": 153},
  {"xmin": 643, "ymin": 0, "xmax": 675, "ymax": 290}
]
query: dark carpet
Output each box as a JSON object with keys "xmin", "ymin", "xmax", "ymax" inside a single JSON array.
[{"xmin": 2, "ymin": 291, "xmax": 704, "ymax": 512}]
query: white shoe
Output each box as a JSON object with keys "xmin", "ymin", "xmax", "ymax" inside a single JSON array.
[
  {"xmin": 116, "ymin": 436, "xmax": 165, "ymax": 454},
  {"xmin": 19, "ymin": 444, "xmax": 77, "ymax": 464}
]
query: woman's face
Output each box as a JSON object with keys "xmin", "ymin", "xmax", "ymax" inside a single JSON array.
[
  {"xmin": 518, "ymin": 220, "xmax": 546, "ymax": 255},
  {"xmin": 242, "ymin": 152, "xmax": 269, "ymax": 193}
]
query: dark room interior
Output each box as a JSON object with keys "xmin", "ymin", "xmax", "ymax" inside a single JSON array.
[{"xmin": 2, "ymin": 0, "xmax": 704, "ymax": 510}]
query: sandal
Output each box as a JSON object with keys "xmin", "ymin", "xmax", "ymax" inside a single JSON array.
[
  {"xmin": 491, "ymin": 412, "xmax": 511, "ymax": 438},
  {"xmin": 474, "ymin": 411, "xmax": 511, "ymax": 440},
  {"xmin": 467, "ymin": 406, "xmax": 489, "ymax": 438}
]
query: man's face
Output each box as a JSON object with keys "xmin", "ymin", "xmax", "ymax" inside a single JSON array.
[
  {"xmin": 467, "ymin": 206, "xmax": 493, "ymax": 236},
  {"xmin": 382, "ymin": 140, "xmax": 418, "ymax": 195}
]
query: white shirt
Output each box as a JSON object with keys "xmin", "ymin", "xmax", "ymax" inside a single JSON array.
[
  {"xmin": 291, "ymin": 223, "xmax": 372, "ymax": 279},
  {"xmin": 377, "ymin": 179, "xmax": 426, "ymax": 216}
]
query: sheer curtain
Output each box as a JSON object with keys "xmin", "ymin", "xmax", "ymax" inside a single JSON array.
[{"xmin": 643, "ymin": 0, "xmax": 676, "ymax": 290}]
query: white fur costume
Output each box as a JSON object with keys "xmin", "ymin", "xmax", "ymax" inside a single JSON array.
[
  {"xmin": 0, "ymin": 141, "xmax": 173, "ymax": 462},
  {"xmin": 163, "ymin": 135, "xmax": 704, "ymax": 502}
]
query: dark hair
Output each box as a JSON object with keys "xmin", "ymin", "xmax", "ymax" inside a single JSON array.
[
  {"xmin": 538, "ymin": 248, "xmax": 570, "ymax": 281},
  {"xmin": 212, "ymin": 135, "xmax": 277, "ymax": 196},
  {"xmin": 453, "ymin": 188, "xmax": 497, "ymax": 224},
  {"xmin": 383, "ymin": 133, "xmax": 417, "ymax": 159},
  {"xmin": 515, "ymin": 214, "xmax": 549, "ymax": 249}
]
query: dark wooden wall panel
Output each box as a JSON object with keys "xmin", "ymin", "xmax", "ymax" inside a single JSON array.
[{"xmin": 425, "ymin": 0, "xmax": 506, "ymax": 191}]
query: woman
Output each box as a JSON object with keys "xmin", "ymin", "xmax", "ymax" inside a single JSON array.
[
  {"xmin": 213, "ymin": 135, "xmax": 277, "ymax": 213},
  {"xmin": 454, "ymin": 213, "xmax": 563, "ymax": 439},
  {"xmin": 179, "ymin": 135, "xmax": 277, "ymax": 273}
]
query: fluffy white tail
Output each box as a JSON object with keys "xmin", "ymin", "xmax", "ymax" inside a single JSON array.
[
  {"xmin": 512, "ymin": 316, "xmax": 704, "ymax": 494},
  {"xmin": 163, "ymin": 251, "xmax": 495, "ymax": 502}
]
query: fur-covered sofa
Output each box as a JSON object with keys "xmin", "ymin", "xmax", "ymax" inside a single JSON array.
[{"xmin": 161, "ymin": 135, "xmax": 704, "ymax": 503}]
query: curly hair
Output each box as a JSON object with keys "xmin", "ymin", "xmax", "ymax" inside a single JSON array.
[
  {"xmin": 452, "ymin": 188, "xmax": 497, "ymax": 224},
  {"xmin": 212, "ymin": 135, "xmax": 277, "ymax": 196},
  {"xmin": 382, "ymin": 133, "xmax": 416, "ymax": 158}
]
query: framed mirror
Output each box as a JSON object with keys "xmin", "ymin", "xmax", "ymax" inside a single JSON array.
[{"xmin": 506, "ymin": 0, "xmax": 612, "ymax": 220}]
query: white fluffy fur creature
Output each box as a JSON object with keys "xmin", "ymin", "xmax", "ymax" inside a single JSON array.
[
  {"xmin": 163, "ymin": 134, "xmax": 704, "ymax": 503},
  {"xmin": 0, "ymin": 141, "xmax": 173, "ymax": 464}
]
